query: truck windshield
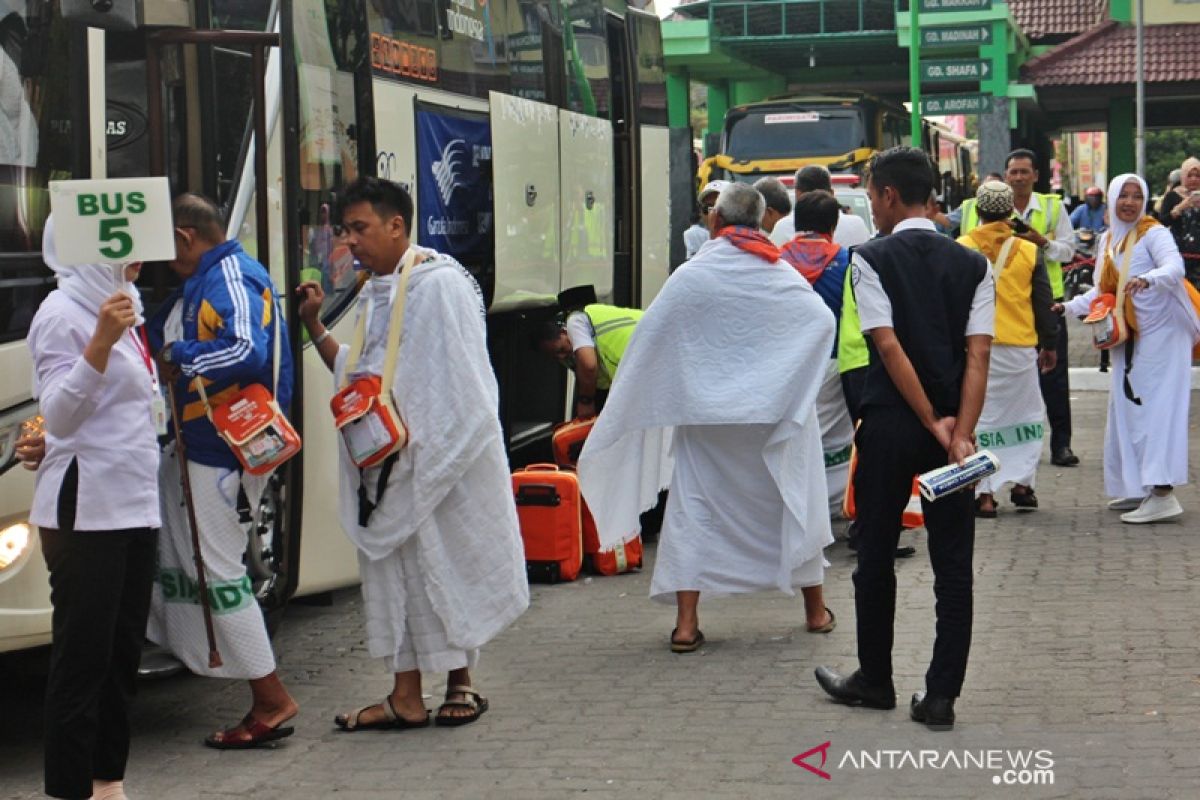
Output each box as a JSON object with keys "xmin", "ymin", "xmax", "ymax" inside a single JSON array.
[{"xmin": 725, "ymin": 107, "xmax": 866, "ymax": 161}]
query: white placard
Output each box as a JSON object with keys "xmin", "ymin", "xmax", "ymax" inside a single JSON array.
[
  {"xmin": 764, "ymin": 112, "xmax": 820, "ymax": 124},
  {"xmin": 48, "ymin": 177, "xmax": 175, "ymax": 265}
]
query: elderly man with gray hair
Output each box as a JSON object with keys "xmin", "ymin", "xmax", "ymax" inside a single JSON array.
[
  {"xmin": 770, "ymin": 164, "xmax": 872, "ymax": 248},
  {"xmin": 754, "ymin": 176, "xmax": 793, "ymax": 235},
  {"xmin": 579, "ymin": 182, "xmax": 837, "ymax": 652}
]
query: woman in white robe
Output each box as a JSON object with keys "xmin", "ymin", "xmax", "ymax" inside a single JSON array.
[{"xmin": 1060, "ymin": 174, "xmax": 1200, "ymax": 523}]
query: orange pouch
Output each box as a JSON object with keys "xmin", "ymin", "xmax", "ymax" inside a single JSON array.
[
  {"xmin": 209, "ymin": 383, "xmax": 302, "ymax": 475},
  {"xmin": 331, "ymin": 375, "xmax": 408, "ymax": 469},
  {"xmin": 1084, "ymin": 293, "xmax": 1125, "ymax": 350}
]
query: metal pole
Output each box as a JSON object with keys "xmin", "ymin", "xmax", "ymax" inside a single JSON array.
[
  {"xmin": 1134, "ymin": 0, "xmax": 1146, "ymax": 175},
  {"xmin": 252, "ymin": 44, "xmax": 270, "ymax": 269},
  {"xmin": 910, "ymin": 1, "xmax": 922, "ymax": 146}
]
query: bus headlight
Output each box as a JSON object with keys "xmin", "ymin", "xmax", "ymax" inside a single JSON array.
[{"xmin": 0, "ymin": 523, "xmax": 31, "ymax": 572}]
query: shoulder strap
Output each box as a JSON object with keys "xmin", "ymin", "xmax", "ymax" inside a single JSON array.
[
  {"xmin": 380, "ymin": 248, "xmax": 420, "ymax": 396},
  {"xmin": 989, "ymin": 236, "xmax": 1018, "ymax": 279},
  {"xmin": 341, "ymin": 248, "xmax": 420, "ymax": 389}
]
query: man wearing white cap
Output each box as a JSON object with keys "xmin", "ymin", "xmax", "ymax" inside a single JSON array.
[
  {"xmin": 683, "ymin": 180, "xmax": 730, "ymax": 261},
  {"xmin": 958, "ymin": 181, "xmax": 1058, "ymax": 517}
]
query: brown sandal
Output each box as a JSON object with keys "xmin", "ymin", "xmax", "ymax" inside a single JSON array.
[
  {"xmin": 204, "ymin": 713, "xmax": 295, "ymax": 749},
  {"xmin": 435, "ymin": 685, "xmax": 489, "ymax": 727},
  {"xmin": 335, "ymin": 696, "xmax": 430, "ymax": 732}
]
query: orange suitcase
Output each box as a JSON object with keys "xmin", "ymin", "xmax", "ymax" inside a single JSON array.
[
  {"xmin": 581, "ymin": 502, "xmax": 643, "ymax": 575},
  {"xmin": 842, "ymin": 439, "xmax": 924, "ymax": 530},
  {"xmin": 552, "ymin": 417, "xmax": 595, "ymax": 467},
  {"xmin": 512, "ymin": 464, "xmax": 584, "ymax": 583}
]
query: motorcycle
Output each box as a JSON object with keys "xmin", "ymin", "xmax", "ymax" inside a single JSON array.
[{"xmin": 1063, "ymin": 228, "xmax": 1098, "ymax": 300}]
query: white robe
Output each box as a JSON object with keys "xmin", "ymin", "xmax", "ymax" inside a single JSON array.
[
  {"xmin": 1065, "ymin": 225, "xmax": 1200, "ymax": 497},
  {"xmin": 578, "ymin": 236, "xmax": 836, "ymax": 601},
  {"xmin": 974, "ymin": 344, "xmax": 1044, "ymax": 494},
  {"xmin": 334, "ymin": 249, "xmax": 528, "ymax": 658},
  {"xmin": 816, "ymin": 359, "xmax": 854, "ymax": 514}
]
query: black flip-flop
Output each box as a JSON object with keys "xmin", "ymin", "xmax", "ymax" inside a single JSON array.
[
  {"xmin": 974, "ymin": 498, "xmax": 998, "ymax": 519},
  {"xmin": 335, "ymin": 697, "xmax": 431, "ymax": 732},
  {"xmin": 204, "ymin": 714, "xmax": 296, "ymax": 749},
  {"xmin": 670, "ymin": 628, "xmax": 705, "ymax": 653},
  {"xmin": 435, "ymin": 685, "xmax": 489, "ymax": 727}
]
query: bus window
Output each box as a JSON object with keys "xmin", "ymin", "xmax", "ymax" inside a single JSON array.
[
  {"xmin": 563, "ymin": 0, "xmax": 609, "ymax": 119},
  {"xmin": 506, "ymin": 0, "xmax": 558, "ymax": 104},
  {"xmin": 436, "ymin": 0, "xmax": 508, "ymax": 99},
  {"xmin": 629, "ymin": 10, "xmax": 666, "ymax": 127},
  {"xmin": 292, "ymin": 0, "xmax": 370, "ymax": 328},
  {"xmin": 0, "ymin": 5, "xmax": 74, "ymax": 344}
]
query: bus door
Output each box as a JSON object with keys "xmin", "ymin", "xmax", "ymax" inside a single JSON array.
[{"xmin": 604, "ymin": 10, "xmax": 635, "ymax": 308}]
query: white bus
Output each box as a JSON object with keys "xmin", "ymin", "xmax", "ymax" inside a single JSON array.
[{"xmin": 0, "ymin": 0, "xmax": 680, "ymax": 653}]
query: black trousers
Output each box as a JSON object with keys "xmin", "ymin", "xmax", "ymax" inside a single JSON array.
[
  {"xmin": 840, "ymin": 366, "xmax": 868, "ymax": 422},
  {"xmin": 1039, "ymin": 311, "xmax": 1072, "ymax": 452},
  {"xmin": 40, "ymin": 526, "xmax": 158, "ymax": 800},
  {"xmin": 852, "ymin": 406, "xmax": 975, "ymax": 698}
]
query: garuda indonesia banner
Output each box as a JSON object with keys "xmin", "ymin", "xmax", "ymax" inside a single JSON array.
[{"xmin": 416, "ymin": 107, "xmax": 493, "ymax": 267}]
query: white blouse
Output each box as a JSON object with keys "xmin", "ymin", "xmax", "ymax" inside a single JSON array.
[
  {"xmin": 1064, "ymin": 225, "xmax": 1198, "ymax": 337},
  {"xmin": 28, "ymin": 291, "xmax": 162, "ymax": 531}
]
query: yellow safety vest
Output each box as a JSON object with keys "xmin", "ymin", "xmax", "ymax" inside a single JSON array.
[
  {"xmin": 963, "ymin": 192, "xmax": 1065, "ymax": 298},
  {"xmin": 584, "ymin": 304, "xmax": 643, "ymax": 390},
  {"xmin": 958, "ymin": 224, "xmax": 1041, "ymax": 348},
  {"xmin": 836, "ymin": 269, "xmax": 869, "ymax": 373}
]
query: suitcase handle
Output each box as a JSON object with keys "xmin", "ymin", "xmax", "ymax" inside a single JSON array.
[
  {"xmin": 523, "ymin": 463, "xmax": 560, "ymax": 472},
  {"xmin": 515, "ymin": 483, "xmax": 561, "ymax": 506}
]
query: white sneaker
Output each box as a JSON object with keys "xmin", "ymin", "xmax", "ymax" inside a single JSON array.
[
  {"xmin": 1120, "ymin": 493, "xmax": 1183, "ymax": 524},
  {"xmin": 1108, "ymin": 496, "xmax": 1144, "ymax": 511}
]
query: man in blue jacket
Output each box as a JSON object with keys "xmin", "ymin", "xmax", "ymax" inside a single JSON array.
[{"xmin": 146, "ymin": 193, "xmax": 299, "ymax": 749}]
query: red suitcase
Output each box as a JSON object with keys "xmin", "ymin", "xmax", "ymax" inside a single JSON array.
[
  {"xmin": 512, "ymin": 464, "xmax": 584, "ymax": 583},
  {"xmin": 581, "ymin": 502, "xmax": 642, "ymax": 575},
  {"xmin": 552, "ymin": 417, "xmax": 595, "ymax": 467}
]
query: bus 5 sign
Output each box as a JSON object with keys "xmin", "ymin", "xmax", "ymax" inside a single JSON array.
[{"xmin": 49, "ymin": 177, "xmax": 175, "ymax": 265}]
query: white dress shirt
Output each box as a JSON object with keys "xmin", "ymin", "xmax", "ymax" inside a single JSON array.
[
  {"xmin": 769, "ymin": 212, "xmax": 871, "ymax": 249},
  {"xmin": 29, "ymin": 291, "xmax": 162, "ymax": 531},
  {"xmin": 852, "ymin": 217, "xmax": 995, "ymax": 337}
]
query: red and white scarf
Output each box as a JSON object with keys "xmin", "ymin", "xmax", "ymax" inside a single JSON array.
[
  {"xmin": 718, "ymin": 225, "xmax": 780, "ymax": 263},
  {"xmin": 778, "ymin": 233, "xmax": 841, "ymax": 285}
]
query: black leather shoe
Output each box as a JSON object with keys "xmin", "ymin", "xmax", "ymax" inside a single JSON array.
[
  {"xmin": 910, "ymin": 691, "xmax": 955, "ymax": 731},
  {"xmin": 1051, "ymin": 447, "xmax": 1080, "ymax": 467},
  {"xmin": 815, "ymin": 667, "xmax": 896, "ymax": 710}
]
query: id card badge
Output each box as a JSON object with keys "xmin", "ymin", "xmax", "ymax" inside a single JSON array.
[{"xmin": 151, "ymin": 393, "xmax": 169, "ymax": 436}]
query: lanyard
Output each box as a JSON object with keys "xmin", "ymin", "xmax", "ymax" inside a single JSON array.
[{"xmin": 130, "ymin": 327, "xmax": 159, "ymax": 388}]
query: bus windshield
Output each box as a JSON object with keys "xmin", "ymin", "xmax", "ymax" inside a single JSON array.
[{"xmin": 725, "ymin": 107, "xmax": 866, "ymax": 161}]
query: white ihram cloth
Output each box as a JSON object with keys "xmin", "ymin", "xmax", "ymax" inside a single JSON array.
[
  {"xmin": 1064, "ymin": 176, "xmax": 1200, "ymax": 498},
  {"xmin": 973, "ymin": 344, "xmax": 1044, "ymax": 495},
  {"xmin": 334, "ymin": 248, "xmax": 528, "ymax": 667},
  {"xmin": 577, "ymin": 236, "xmax": 836, "ymax": 602},
  {"xmin": 146, "ymin": 445, "xmax": 277, "ymax": 679},
  {"xmin": 816, "ymin": 359, "xmax": 854, "ymax": 514}
]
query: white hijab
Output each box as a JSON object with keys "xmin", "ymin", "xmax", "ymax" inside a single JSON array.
[
  {"xmin": 43, "ymin": 214, "xmax": 144, "ymax": 324},
  {"xmin": 1104, "ymin": 173, "xmax": 1150, "ymax": 255}
]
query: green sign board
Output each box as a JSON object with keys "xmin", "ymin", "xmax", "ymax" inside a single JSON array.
[
  {"xmin": 921, "ymin": 59, "xmax": 992, "ymax": 83},
  {"xmin": 919, "ymin": 0, "xmax": 992, "ymax": 11},
  {"xmin": 921, "ymin": 25, "xmax": 993, "ymax": 47},
  {"xmin": 919, "ymin": 93, "xmax": 994, "ymax": 115}
]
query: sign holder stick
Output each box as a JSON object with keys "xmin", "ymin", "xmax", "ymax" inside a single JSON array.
[{"xmin": 166, "ymin": 379, "xmax": 224, "ymax": 669}]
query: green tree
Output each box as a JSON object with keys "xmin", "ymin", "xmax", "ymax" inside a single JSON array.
[{"xmin": 1145, "ymin": 128, "xmax": 1198, "ymax": 197}]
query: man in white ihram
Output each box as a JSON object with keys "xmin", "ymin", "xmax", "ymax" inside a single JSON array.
[
  {"xmin": 297, "ymin": 177, "xmax": 528, "ymax": 730},
  {"xmin": 578, "ymin": 182, "xmax": 836, "ymax": 652}
]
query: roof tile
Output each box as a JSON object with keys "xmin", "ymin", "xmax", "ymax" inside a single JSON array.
[
  {"xmin": 1009, "ymin": 0, "xmax": 1106, "ymax": 40},
  {"xmin": 1023, "ymin": 21, "xmax": 1200, "ymax": 86}
]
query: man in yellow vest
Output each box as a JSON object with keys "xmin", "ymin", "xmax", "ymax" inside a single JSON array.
[
  {"xmin": 958, "ymin": 181, "xmax": 1059, "ymax": 517},
  {"xmin": 961, "ymin": 149, "xmax": 1078, "ymax": 467},
  {"xmin": 534, "ymin": 298, "xmax": 643, "ymax": 419}
]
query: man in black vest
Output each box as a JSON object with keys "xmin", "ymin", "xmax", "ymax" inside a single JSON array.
[{"xmin": 815, "ymin": 147, "xmax": 994, "ymax": 731}]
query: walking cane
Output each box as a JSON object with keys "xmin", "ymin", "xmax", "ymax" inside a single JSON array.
[{"xmin": 165, "ymin": 379, "xmax": 223, "ymax": 669}]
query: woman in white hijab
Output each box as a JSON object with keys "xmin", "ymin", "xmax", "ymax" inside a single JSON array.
[
  {"xmin": 28, "ymin": 216, "xmax": 161, "ymax": 800},
  {"xmin": 1059, "ymin": 174, "xmax": 1200, "ymax": 524}
]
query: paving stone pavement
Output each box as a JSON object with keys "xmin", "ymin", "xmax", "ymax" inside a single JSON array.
[{"xmin": 2, "ymin": 391, "xmax": 1199, "ymax": 800}]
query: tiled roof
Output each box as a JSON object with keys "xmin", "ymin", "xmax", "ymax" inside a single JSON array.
[
  {"xmin": 1022, "ymin": 20, "xmax": 1200, "ymax": 86},
  {"xmin": 1009, "ymin": 0, "xmax": 1107, "ymax": 39}
]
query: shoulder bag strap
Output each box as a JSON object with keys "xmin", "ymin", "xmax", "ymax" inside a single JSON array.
[
  {"xmin": 194, "ymin": 288, "xmax": 282, "ymax": 414},
  {"xmin": 990, "ymin": 236, "xmax": 1018, "ymax": 280},
  {"xmin": 380, "ymin": 247, "xmax": 420, "ymax": 398},
  {"xmin": 340, "ymin": 292, "xmax": 370, "ymax": 389}
]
